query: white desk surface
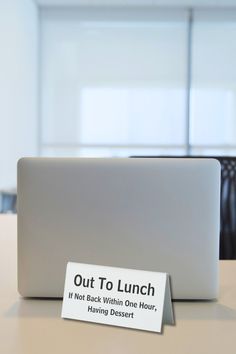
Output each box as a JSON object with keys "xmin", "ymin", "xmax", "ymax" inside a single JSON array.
[{"xmin": 0, "ymin": 215, "xmax": 236, "ymax": 354}]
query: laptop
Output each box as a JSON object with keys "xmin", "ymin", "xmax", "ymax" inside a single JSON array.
[{"xmin": 17, "ymin": 157, "xmax": 220, "ymax": 299}]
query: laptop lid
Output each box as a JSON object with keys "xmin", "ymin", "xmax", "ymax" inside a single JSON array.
[{"xmin": 17, "ymin": 158, "xmax": 220, "ymax": 299}]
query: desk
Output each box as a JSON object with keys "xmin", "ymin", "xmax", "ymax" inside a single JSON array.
[{"xmin": 0, "ymin": 215, "xmax": 236, "ymax": 354}]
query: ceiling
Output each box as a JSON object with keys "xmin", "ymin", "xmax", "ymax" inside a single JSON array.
[{"xmin": 34, "ymin": 0, "xmax": 236, "ymax": 7}]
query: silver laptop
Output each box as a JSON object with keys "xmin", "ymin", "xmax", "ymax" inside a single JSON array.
[{"xmin": 17, "ymin": 158, "xmax": 220, "ymax": 299}]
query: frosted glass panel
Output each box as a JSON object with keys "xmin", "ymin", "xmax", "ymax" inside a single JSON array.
[
  {"xmin": 42, "ymin": 147, "xmax": 185, "ymax": 158},
  {"xmin": 191, "ymin": 148, "xmax": 236, "ymax": 156},
  {"xmin": 190, "ymin": 88, "xmax": 236, "ymax": 145},
  {"xmin": 191, "ymin": 12, "xmax": 236, "ymax": 146},
  {"xmin": 80, "ymin": 87, "xmax": 185, "ymax": 145},
  {"xmin": 41, "ymin": 10, "xmax": 188, "ymax": 150}
]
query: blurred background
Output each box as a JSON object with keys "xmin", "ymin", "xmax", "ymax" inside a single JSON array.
[
  {"xmin": 2, "ymin": 0, "xmax": 236, "ymax": 186},
  {"xmin": 1, "ymin": 0, "xmax": 236, "ymax": 258}
]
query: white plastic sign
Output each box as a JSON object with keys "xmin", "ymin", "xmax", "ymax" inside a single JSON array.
[{"xmin": 61, "ymin": 262, "xmax": 174, "ymax": 333}]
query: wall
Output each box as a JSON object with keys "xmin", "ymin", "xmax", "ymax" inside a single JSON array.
[{"xmin": 0, "ymin": 0, "xmax": 38, "ymax": 189}]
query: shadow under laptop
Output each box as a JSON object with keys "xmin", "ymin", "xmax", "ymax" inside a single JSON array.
[
  {"xmin": 174, "ymin": 300, "xmax": 236, "ymax": 320},
  {"xmin": 5, "ymin": 298, "xmax": 62, "ymax": 318},
  {"xmin": 5, "ymin": 298, "xmax": 236, "ymax": 321}
]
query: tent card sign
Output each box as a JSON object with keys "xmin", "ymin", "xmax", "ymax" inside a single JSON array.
[{"xmin": 61, "ymin": 262, "xmax": 174, "ymax": 333}]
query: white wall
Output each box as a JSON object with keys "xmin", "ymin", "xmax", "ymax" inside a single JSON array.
[{"xmin": 0, "ymin": 0, "xmax": 38, "ymax": 189}]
